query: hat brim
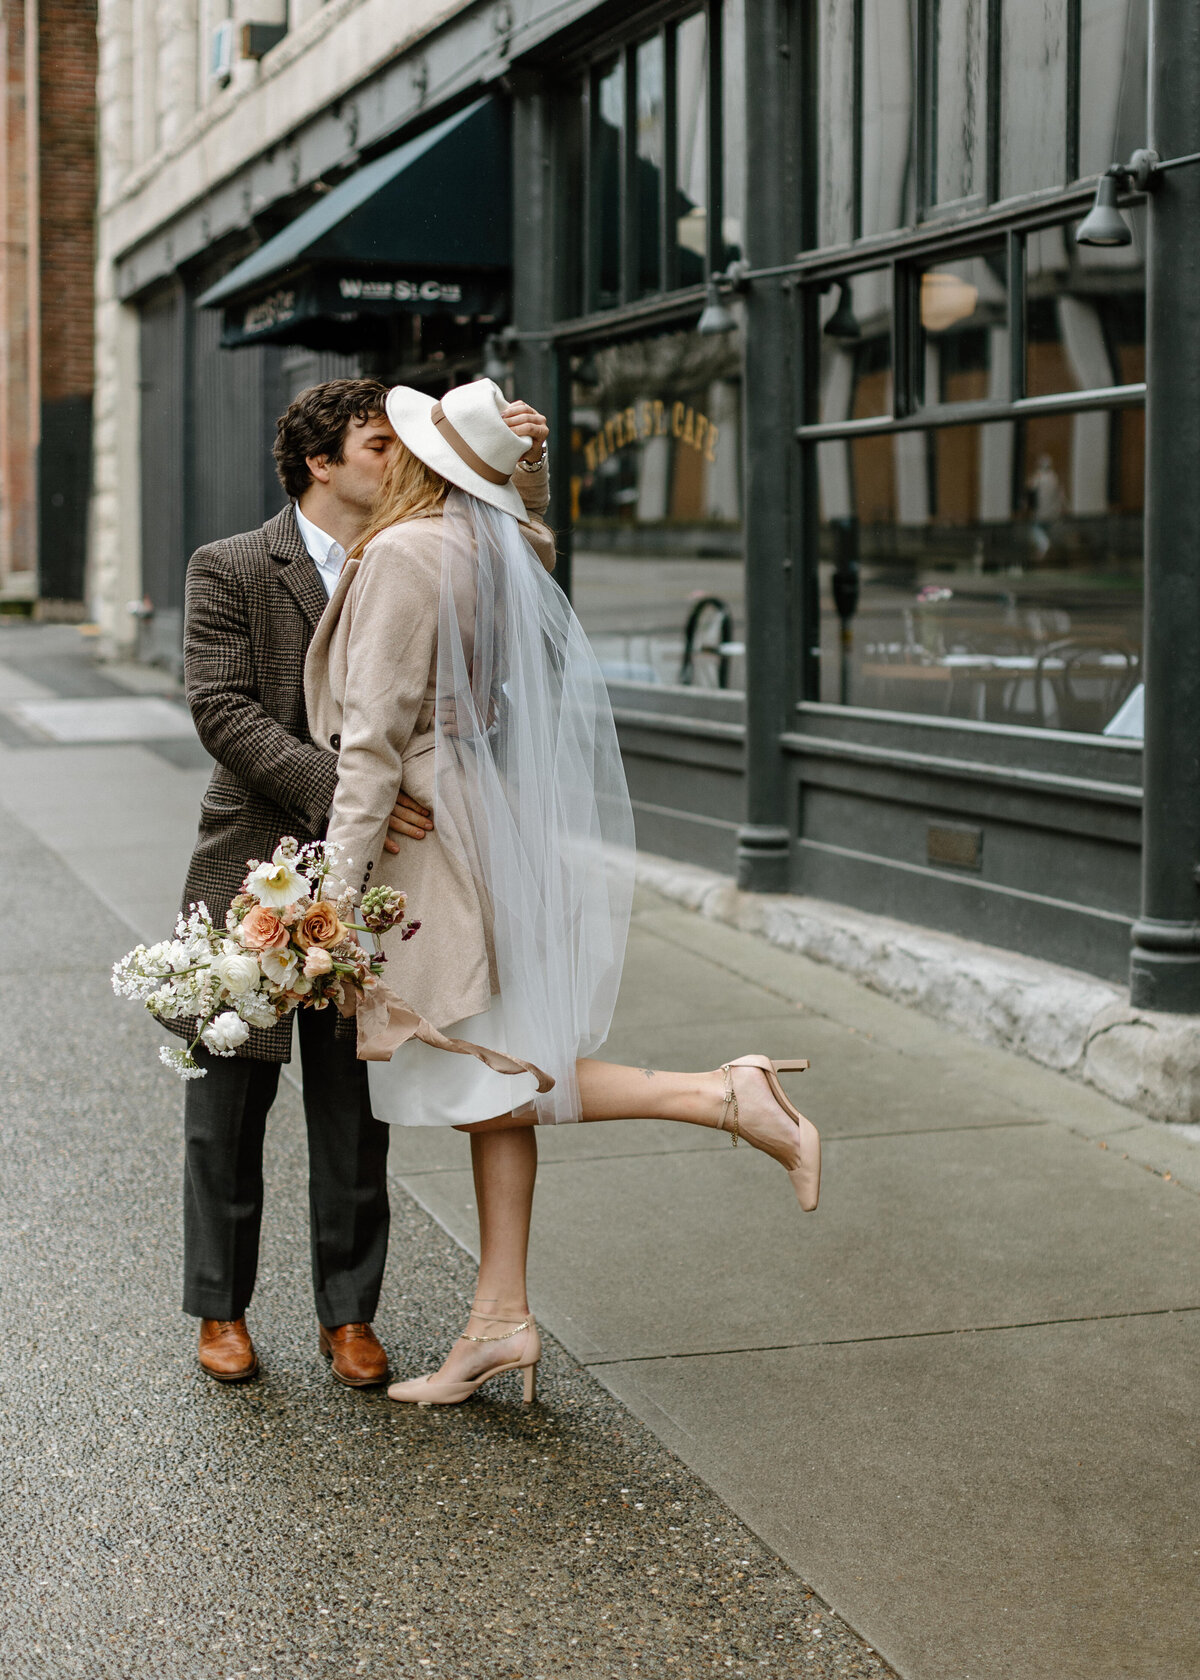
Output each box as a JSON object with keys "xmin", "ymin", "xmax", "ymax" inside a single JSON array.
[{"xmin": 384, "ymin": 387, "xmax": 527, "ymax": 521}]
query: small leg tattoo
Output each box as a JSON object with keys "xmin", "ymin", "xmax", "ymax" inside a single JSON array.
[{"xmin": 640, "ymin": 1068, "xmax": 655, "ymax": 1080}]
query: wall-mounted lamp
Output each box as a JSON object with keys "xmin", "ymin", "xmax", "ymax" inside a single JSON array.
[
  {"xmin": 1076, "ymin": 149, "xmax": 1161, "ymax": 247},
  {"xmin": 822, "ymin": 281, "xmax": 862, "ymax": 342},
  {"xmin": 483, "ymin": 333, "xmax": 510, "ymax": 384},
  {"xmin": 697, "ymin": 260, "xmax": 751, "ymax": 336}
]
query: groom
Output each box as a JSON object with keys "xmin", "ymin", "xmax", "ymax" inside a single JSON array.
[{"xmin": 173, "ymin": 376, "xmax": 550, "ymax": 1386}]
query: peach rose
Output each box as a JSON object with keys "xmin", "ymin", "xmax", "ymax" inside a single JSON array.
[
  {"xmin": 238, "ymin": 904, "xmax": 290, "ymax": 953},
  {"xmin": 303, "ymin": 946, "xmax": 333, "ymax": 978},
  {"xmin": 295, "ymin": 900, "xmax": 345, "ymax": 951}
]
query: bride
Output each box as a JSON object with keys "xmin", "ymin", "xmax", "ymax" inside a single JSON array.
[{"xmin": 304, "ymin": 377, "xmax": 820, "ymax": 1406}]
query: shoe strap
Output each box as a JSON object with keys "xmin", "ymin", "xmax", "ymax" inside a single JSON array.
[
  {"xmin": 719, "ymin": 1063, "xmax": 739, "ymax": 1147},
  {"xmin": 459, "ymin": 1316, "xmax": 531, "ymax": 1344}
]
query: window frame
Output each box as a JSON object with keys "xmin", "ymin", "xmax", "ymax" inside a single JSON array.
[{"xmin": 551, "ymin": 0, "xmax": 734, "ymax": 335}]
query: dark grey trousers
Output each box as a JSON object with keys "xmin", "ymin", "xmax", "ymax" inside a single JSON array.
[{"xmin": 182, "ymin": 1006, "xmax": 390, "ymax": 1326}]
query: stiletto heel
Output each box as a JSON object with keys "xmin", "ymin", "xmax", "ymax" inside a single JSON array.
[
  {"xmin": 387, "ymin": 1317, "xmax": 541, "ymax": 1407},
  {"xmin": 721, "ymin": 1055, "xmax": 821, "ymax": 1213}
]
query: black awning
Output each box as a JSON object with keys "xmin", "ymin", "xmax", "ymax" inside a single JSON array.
[{"xmin": 197, "ymin": 97, "xmax": 511, "ymax": 349}]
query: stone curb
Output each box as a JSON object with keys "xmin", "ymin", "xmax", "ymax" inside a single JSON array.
[{"xmin": 634, "ymin": 851, "xmax": 1200, "ymax": 1125}]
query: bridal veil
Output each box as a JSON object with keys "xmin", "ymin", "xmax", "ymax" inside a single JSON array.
[{"xmin": 431, "ymin": 489, "xmax": 635, "ymax": 1123}]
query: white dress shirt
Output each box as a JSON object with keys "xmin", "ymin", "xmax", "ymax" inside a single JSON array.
[{"xmin": 294, "ymin": 504, "xmax": 346, "ymax": 598}]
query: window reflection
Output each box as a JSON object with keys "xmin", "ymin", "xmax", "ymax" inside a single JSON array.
[
  {"xmin": 860, "ymin": 0, "xmax": 916, "ymax": 236},
  {"xmin": 592, "ymin": 60, "xmax": 623, "ymax": 308},
  {"xmin": 1025, "ymin": 212, "xmax": 1145, "ymax": 396},
  {"xmin": 675, "ymin": 11, "xmax": 709, "ymax": 285},
  {"xmin": 917, "ymin": 247, "xmax": 1008, "ymax": 406},
  {"xmin": 932, "ymin": 0, "xmax": 986, "ymax": 207},
  {"xmin": 721, "ymin": 0, "xmax": 745, "ymax": 263},
  {"xmin": 999, "ymin": 0, "xmax": 1068, "ymax": 197},
  {"xmin": 817, "ymin": 409, "xmax": 1143, "ymax": 732},
  {"xmin": 817, "ymin": 271, "xmax": 892, "ymax": 423},
  {"xmin": 636, "ymin": 36, "xmax": 665, "ymax": 295},
  {"xmin": 1079, "ymin": 0, "xmax": 1148, "ymax": 180},
  {"xmin": 816, "ymin": 0, "xmax": 856, "ymax": 246},
  {"xmin": 570, "ymin": 326, "xmax": 745, "ymax": 690}
]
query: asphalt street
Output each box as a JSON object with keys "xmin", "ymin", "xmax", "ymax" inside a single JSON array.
[
  {"xmin": 3, "ymin": 621, "xmax": 1199, "ymax": 1680},
  {"xmin": 0, "ymin": 625, "xmax": 887, "ymax": 1679}
]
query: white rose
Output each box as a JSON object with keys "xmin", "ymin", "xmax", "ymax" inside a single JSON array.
[
  {"xmin": 201, "ymin": 1011, "xmax": 251, "ymax": 1055},
  {"xmin": 213, "ymin": 952, "xmax": 260, "ymax": 996}
]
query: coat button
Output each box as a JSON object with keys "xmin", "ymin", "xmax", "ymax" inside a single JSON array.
[{"xmin": 329, "ymin": 733, "xmax": 341, "ymax": 749}]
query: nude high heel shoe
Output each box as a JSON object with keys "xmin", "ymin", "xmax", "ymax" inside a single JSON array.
[
  {"xmin": 387, "ymin": 1317, "xmax": 541, "ymax": 1407},
  {"xmin": 720, "ymin": 1055, "xmax": 821, "ymax": 1212}
]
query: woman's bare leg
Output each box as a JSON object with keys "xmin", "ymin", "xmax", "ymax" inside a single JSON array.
[
  {"xmin": 394, "ymin": 1058, "xmax": 810, "ymax": 1395},
  {"xmin": 398, "ymin": 1125, "xmax": 539, "ymax": 1390}
]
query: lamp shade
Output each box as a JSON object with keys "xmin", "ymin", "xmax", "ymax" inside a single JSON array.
[
  {"xmin": 823, "ymin": 281, "xmax": 862, "ymax": 341},
  {"xmin": 1076, "ymin": 173, "xmax": 1133, "ymax": 247},
  {"xmin": 697, "ymin": 278, "xmax": 737, "ymax": 336}
]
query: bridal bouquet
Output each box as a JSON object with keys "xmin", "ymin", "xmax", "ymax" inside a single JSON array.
[{"xmin": 112, "ymin": 839, "xmax": 418, "ymax": 1079}]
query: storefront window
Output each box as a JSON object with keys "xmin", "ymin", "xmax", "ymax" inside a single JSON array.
[
  {"xmin": 564, "ymin": 5, "xmax": 742, "ymax": 316},
  {"xmin": 591, "ymin": 59, "xmax": 623, "ymax": 309},
  {"xmin": 817, "ymin": 270, "xmax": 893, "ymax": 423},
  {"xmin": 1025, "ymin": 214, "xmax": 1145, "ymax": 396},
  {"xmin": 636, "ymin": 35, "xmax": 665, "ymax": 295},
  {"xmin": 999, "ymin": 0, "xmax": 1069, "ymax": 197},
  {"xmin": 675, "ymin": 11, "xmax": 709, "ymax": 286},
  {"xmin": 1079, "ymin": 0, "xmax": 1148, "ymax": 179},
  {"xmin": 917, "ymin": 246, "xmax": 1008, "ymax": 406},
  {"xmin": 812, "ymin": 1, "xmax": 1150, "ymax": 246},
  {"xmin": 932, "ymin": 0, "xmax": 987, "ymax": 209},
  {"xmin": 569, "ymin": 325, "xmax": 745, "ymax": 691},
  {"xmin": 816, "ymin": 408, "xmax": 1143, "ymax": 731}
]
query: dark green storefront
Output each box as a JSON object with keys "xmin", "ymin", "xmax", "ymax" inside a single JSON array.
[{"xmin": 119, "ymin": 0, "xmax": 1200, "ymax": 1008}]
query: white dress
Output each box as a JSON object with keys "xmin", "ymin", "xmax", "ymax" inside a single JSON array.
[{"xmin": 367, "ymin": 995, "xmax": 538, "ymax": 1127}]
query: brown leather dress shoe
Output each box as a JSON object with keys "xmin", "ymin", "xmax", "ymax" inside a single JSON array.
[
  {"xmin": 198, "ymin": 1317, "xmax": 259, "ymax": 1383},
  {"xmin": 319, "ymin": 1321, "xmax": 389, "ymax": 1387}
]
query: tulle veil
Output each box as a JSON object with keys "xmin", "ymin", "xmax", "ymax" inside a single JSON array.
[{"xmin": 431, "ymin": 488, "xmax": 635, "ymax": 1122}]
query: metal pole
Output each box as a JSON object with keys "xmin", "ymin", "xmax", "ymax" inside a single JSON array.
[
  {"xmin": 1129, "ymin": 0, "xmax": 1200, "ymax": 1011},
  {"xmin": 736, "ymin": 0, "xmax": 798, "ymax": 892}
]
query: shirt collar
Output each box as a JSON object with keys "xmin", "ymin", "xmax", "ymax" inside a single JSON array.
[{"xmin": 294, "ymin": 503, "xmax": 344, "ymax": 569}]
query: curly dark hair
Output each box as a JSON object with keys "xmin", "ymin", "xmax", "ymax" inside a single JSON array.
[{"xmin": 272, "ymin": 378, "xmax": 389, "ymax": 500}]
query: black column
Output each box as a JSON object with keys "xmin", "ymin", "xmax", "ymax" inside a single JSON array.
[
  {"xmin": 736, "ymin": 0, "xmax": 799, "ymax": 892},
  {"xmin": 1129, "ymin": 0, "xmax": 1200, "ymax": 1010}
]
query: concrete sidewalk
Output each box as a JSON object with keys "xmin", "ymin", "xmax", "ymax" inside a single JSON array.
[{"xmin": 2, "ymin": 621, "xmax": 1198, "ymax": 1679}]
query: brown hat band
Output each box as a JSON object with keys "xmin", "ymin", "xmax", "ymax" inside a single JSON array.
[{"xmin": 430, "ymin": 401, "xmax": 511, "ymax": 486}]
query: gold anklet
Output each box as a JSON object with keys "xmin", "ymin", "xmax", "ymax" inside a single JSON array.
[
  {"xmin": 459, "ymin": 1316, "xmax": 531, "ymax": 1343},
  {"xmin": 720, "ymin": 1063, "xmax": 739, "ymax": 1146}
]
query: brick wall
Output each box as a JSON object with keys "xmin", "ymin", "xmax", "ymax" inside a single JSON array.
[{"xmin": 38, "ymin": 0, "xmax": 96, "ymax": 405}]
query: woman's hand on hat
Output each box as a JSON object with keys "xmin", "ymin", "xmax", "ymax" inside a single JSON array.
[{"xmin": 502, "ymin": 400, "xmax": 549, "ymax": 463}]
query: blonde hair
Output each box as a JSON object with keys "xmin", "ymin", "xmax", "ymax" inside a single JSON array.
[{"xmin": 349, "ymin": 440, "xmax": 449, "ymax": 558}]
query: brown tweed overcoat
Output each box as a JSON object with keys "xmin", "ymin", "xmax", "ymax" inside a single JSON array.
[{"xmin": 166, "ymin": 504, "xmax": 343, "ymax": 1062}]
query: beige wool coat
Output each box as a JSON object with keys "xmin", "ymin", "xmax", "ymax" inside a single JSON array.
[{"xmin": 303, "ymin": 466, "xmax": 554, "ymax": 1035}]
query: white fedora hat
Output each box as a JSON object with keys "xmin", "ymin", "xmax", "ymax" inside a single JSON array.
[{"xmin": 384, "ymin": 377, "xmax": 529, "ymax": 520}]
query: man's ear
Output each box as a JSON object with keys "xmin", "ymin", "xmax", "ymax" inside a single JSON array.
[{"xmin": 305, "ymin": 454, "xmax": 332, "ymax": 485}]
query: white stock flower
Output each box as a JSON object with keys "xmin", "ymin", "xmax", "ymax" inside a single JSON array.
[
  {"xmin": 236, "ymin": 992, "xmax": 278, "ymax": 1030},
  {"xmin": 201, "ymin": 1011, "xmax": 251, "ymax": 1056},
  {"xmin": 159, "ymin": 1045, "xmax": 206, "ymax": 1080},
  {"xmin": 212, "ymin": 951, "xmax": 260, "ymax": 996},
  {"xmin": 245, "ymin": 846, "xmax": 308, "ymax": 909}
]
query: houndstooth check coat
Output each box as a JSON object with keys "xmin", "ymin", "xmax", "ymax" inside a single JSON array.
[{"xmin": 166, "ymin": 504, "xmax": 342, "ymax": 1062}]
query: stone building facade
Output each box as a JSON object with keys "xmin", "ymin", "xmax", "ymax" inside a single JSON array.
[
  {"xmin": 88, "ymin": 0, "xmax": 1200, "ymax": 1017},
  {"xmin": 0, "ymin": 0, "xmax": 97, "ymax": 609}
]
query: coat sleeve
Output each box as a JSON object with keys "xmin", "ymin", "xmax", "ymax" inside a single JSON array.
[
  {"xmin": 514, "ymin": 455, "xmax": 550, "ymax": 518},
  {"xmin": 323, "ymin": 531, "xmax": 439, "ymax": 894},
  {"xmin": 184, "ymin": 546, "xmax": 338, "ymax": 832}
]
